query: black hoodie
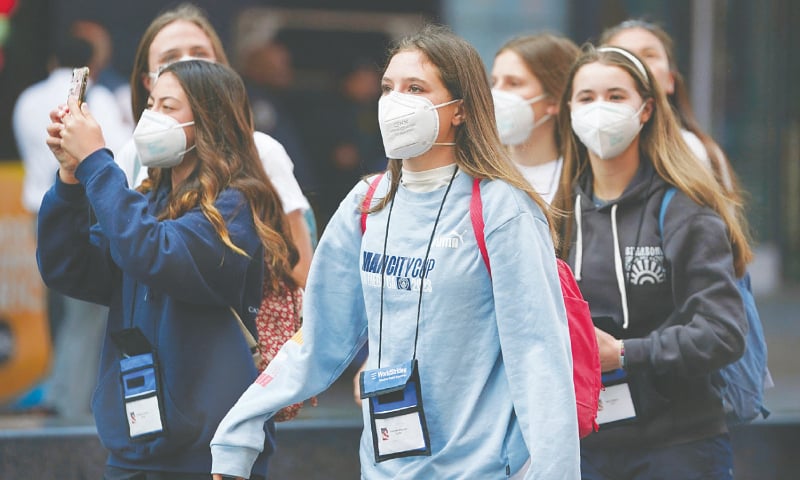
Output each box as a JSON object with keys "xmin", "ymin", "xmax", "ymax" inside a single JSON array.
[{"xmin": 568, "ymin": 159, "xmax": 747, "ymax": 449}]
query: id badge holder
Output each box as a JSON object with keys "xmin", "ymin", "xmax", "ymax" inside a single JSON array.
[
  {"xmin": 113, "ymin": 328, "xmax": 166, "ymax": 440},
  {"xmin": 360, "ymin": 359, "xmax": 431, "ymax": 462},
  {"xmin": 597, "ymin": 368, "xmax": 637, "ymax": 426}
]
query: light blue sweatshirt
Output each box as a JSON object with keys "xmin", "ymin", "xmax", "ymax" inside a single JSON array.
[{"xmin": 211, "ymin": 171, "xmax": 579, "ymax": 479}]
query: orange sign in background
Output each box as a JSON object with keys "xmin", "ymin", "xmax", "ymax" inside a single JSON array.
[{"xmin": 0, "ymin": 161, "xmax": 51, "ymax": 403}]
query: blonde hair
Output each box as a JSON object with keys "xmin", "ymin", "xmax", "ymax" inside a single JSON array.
[
  {"xmin": 553, "ymin": 44, "xmax": 752, "ymax": 276},
  {"xmin": 372, "ymin": 25, "xmax": 557, "ymax": 245}
]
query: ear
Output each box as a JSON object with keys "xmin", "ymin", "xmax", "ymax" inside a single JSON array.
[
  {"xmin": 664, "ymin": 71, "xmax": 676, "ymax": 95},
  {"xmin": 640, "ymin": 98, "xmax": 655, "ymax": 124},
  {"xmin": 451, "ymin": 100, "xmax": 465, "ymax": 126},
  {"xmin": 545, "ymin": 98, "xmax": 560, "ymax": 116}
]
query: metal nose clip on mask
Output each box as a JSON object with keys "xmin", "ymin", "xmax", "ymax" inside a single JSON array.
[{"xmin": 378, "ymin": 91, "xmax": 461, "ymax": 159}]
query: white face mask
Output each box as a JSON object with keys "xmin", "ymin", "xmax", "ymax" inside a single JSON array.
[
  {"xmin": 570, "ymin": 101, "xmax": 645, "ymax": 160},
  {"xmin": 378, "ymin": 91, "xmax": 461, "ymax": 159},
  {"xmin": 133, "ymin": 109, "xmax": 195, "ymax": 168},
  {"xmin": 491, "ymin": 89, "xmax": 549, "ymax": 146}
]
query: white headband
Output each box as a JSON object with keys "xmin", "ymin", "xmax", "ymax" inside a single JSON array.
[{"xmin": 598, "ymin": 46, "xmax": 649, "ymax": 81}]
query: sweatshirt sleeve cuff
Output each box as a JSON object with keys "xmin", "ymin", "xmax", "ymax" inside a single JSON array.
[
  {"xmin": 54, "ymin": 170, "xmax": 87, "ymax": 202},
  {"xmin": 622, "ymin": 337, "xmax": 647, "ymax": 372},
  {"xmin": 75, "ymin": 148, "xmax": 114, "ymax": 184},
  {"xmin": 210, "ymin": 444, "xmax": 261, "ymax": 479}
]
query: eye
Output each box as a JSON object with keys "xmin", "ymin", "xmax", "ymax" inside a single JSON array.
[
  {"xmin": 609, "ymin": 93, "xmax": 626, "ymax": 101},
  {"xmin": 380, "ymin": 83, "xmax": 392, "ymax": 95},
  {"xmin": 191, "ymin": 48, "xmax": 213, "ymax": 59},
  {"xmin": 408, "ymin": 84, "xmax": 423, "ymax": 94},
  {"xmin": 160, "ymin": 53, "xmax": 179, "ymax": 65}
]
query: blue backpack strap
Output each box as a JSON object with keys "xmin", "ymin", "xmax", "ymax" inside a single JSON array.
[{"xmin": 658, "ymin": 187, "xmax": 677, "ymax": 237}]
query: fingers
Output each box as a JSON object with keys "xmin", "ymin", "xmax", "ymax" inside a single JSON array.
[
  {"xmin": 50, "ymin": 105, "xmax": 67, "ymax": 123},
  {"xmin": 46, "ymin": 121, "xmax": 64, "ymax": 139},
  {"xmin": 45, "ymin": 133, "xmax": 62, "ymax": 151}
]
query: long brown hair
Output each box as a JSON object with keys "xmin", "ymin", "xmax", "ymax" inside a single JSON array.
[
  {"xmin": 372, "ymin": 24, "xmax": 557, "ymax": 245},
  {"xmin": 139, "ymin": 60, "xmax": 297, "ymax": 291},
  {"xmin": 553, "ymin": 45, "xmax": 752, "ymax": 276},
  {"xmin": 495, "ymin": 33, "xmax": 580, "ymax": 155},
  {"xmin": 130, "ymin": 3, "xmax": 229, "ymax": 123}
]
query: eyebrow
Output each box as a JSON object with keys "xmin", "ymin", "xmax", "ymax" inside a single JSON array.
[
  {"xmin": 147, "ymin": 94, "xmax": 181, "ymax": 104},
  {"xmin": 382, "ymin": 76, "xmax": 430, "ymax": 85},
  {"xmin": 574, "ymin": 86, "xmax": 631, "ymax": 96},
  {"xmin": 156, "ymin": 49, "xmax": 181, "ymax": 61}
]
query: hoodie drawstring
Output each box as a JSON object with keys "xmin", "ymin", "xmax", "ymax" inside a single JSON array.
[
  {"xmin": 574, "ymin": 195, "xmax": 583, "ymax": 281},
  {"xmin": 611, "ymin": 204, "xmax": 630, "ymax": 329}
]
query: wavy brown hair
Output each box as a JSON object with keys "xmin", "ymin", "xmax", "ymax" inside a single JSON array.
[
  {"xmin": 138, "ymin": 60, "xmax": 297, "ymax": 291},
  {"xmin": 552, "ymin": 45, "xmax": 752, "ymax": 276},
  {"xmin": 130, "ymin": 3, "xmax": 229, "ymax": 123},
  {"xmin": 370, "ymin": 24, "xmax": 556, "ymax": 245}
]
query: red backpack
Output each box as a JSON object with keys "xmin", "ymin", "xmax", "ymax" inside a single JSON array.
[{"xmin": 360, "ymin": 174, "xmax": 600, "ymax": 438}]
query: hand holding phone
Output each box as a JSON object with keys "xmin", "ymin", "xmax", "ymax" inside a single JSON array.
[{"xmin": 67, "ymin": 66, "xmax": 90, "ymax": 105}]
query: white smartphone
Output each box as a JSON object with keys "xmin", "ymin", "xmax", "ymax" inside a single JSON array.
[{"xmin": 67, "ymin": 66, "xmax": 90, "ymax": 105}]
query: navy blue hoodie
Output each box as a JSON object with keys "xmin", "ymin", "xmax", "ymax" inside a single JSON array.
[
  {"xmin": 36, "ymin": 149, "xmax": 273, "ymax": 474},
  {"xmin": 567, "ymin": 159, "xmax": 747, "ymax": 448}
]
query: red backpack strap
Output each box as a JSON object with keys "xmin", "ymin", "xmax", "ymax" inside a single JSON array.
[
  {"xmin": 470, "ymin": 177, "xmax": 492, "ymax": 277},
  {"xmin": 361, "ymin": 173, "xmax": 386, "ymax": 234}
]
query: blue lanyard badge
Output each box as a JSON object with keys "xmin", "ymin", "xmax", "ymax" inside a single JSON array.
[
  {"xmin": 360, "ymin": 359, "xmax": 431, "ymax": 462},
  {"xmin": 360, "ymin": 360, "xmax": 414, "ymax": 399}
]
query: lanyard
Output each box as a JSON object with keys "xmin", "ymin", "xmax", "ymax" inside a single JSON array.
[{"xmin": 376, "ymin": 168, "xmax": 458, "ymax": 368}]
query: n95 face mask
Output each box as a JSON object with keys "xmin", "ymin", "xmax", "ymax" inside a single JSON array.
[
  {"xmin": 378, "ymin": 91, "xmax": 460, "ymax": 159},
  {"xmin": 133, "ymin": 109, "xmax": 195, "ymax": 168},
  {"xmin": 570, "ymin": 101, "xmax": 645, "ymax": 160},
  {"xmin": 492, "ymin": 89, "xmax": 549, "ymax": 146}
]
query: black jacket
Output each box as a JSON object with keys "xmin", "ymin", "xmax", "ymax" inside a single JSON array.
[{"xmin": 568, "ymin": 159, "xmax": 747, "ymax": 448}]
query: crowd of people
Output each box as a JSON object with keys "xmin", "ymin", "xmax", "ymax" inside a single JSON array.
[{"xmin": 10, "ymin": 2, "xmax": 755, "ymax": 479}]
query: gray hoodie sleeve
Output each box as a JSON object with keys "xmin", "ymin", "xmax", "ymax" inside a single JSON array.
[{"xmin": 624, "ymin": 195, "xmax": 747, "ymax": 377}]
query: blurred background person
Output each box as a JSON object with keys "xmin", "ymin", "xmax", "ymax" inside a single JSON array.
[
  {"xmin": 11, "ymin": 29, "xmax": 130, "ymax": 418},
  {"xmin": 490, "ymin": 33, "xmax": 579, "ymax": 204},
  {"xmin": 233, "ymin": 20, "xmax": 318, "ymax": 199},
  {"xmin": 310, "ymin": 57, "xmax": 385, "ymax": 227},
  {"xmin": 71, "ymin": 19, "xmax": 134, "ymax": 129}
]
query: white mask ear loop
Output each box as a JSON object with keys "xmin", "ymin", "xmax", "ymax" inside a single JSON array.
[
  {"xmin": 432, "ymin": 98, "xmax": 463, "ymax": 147},
  {"xmin": 528, "ymin": 94, "xmax": 553, "ymax": 129}
]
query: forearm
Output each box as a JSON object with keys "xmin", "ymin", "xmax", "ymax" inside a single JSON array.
[{"xmin": 287, "ymin": 209, "xmax": 313, "ymax": 288}]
